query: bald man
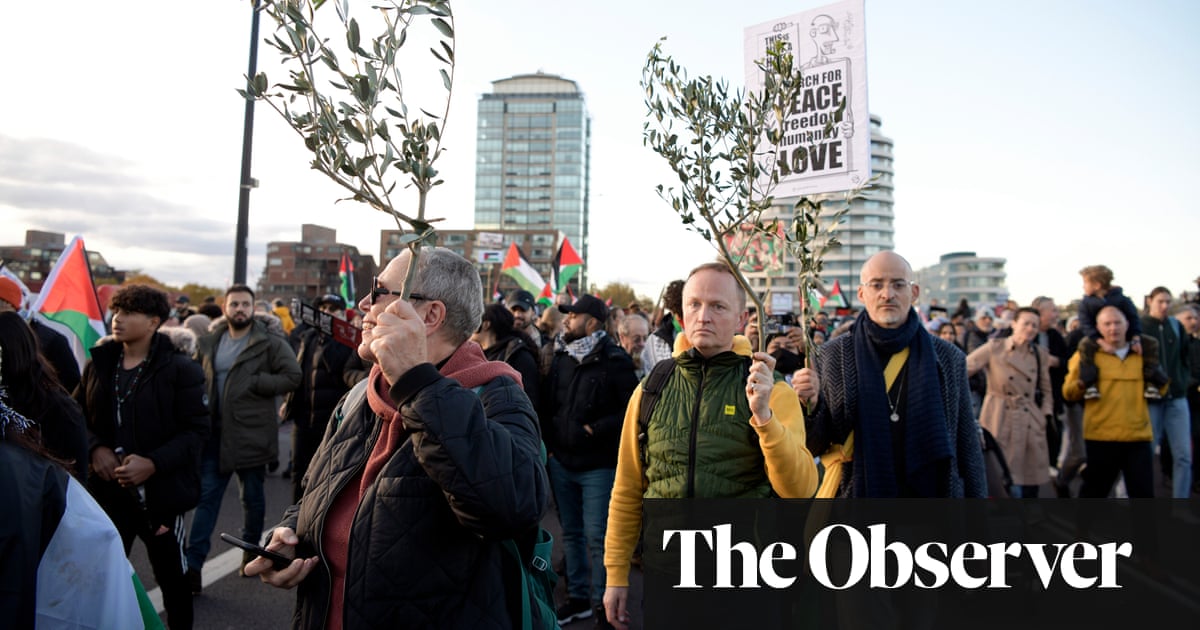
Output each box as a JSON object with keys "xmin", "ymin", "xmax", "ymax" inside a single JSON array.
[{"xmin": 793, "ymin": 251, "xmax": 986, "ymax": 498}]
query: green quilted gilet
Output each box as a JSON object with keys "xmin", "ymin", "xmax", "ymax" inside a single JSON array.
[{"xmin": 644, "ymin": 349, "xmax": 773, "ymax": 499}]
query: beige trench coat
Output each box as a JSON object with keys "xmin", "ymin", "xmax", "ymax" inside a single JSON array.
[{"xmin": 966, "ymin": 337, "xmax": 1053, "ymax": 486}]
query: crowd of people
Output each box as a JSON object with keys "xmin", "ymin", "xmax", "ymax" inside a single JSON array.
[{"xmin": 0, "ymin": 252, "xmax": 1196, "ymax": 629}]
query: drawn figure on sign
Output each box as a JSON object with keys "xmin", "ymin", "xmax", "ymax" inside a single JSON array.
[
  {"xmin": 802, "ymin": 14, "xmax": 842, "ymax": 69},
  {"xmin": 799, "ymin": 13, "xmax": 855, "ymax": 143}
]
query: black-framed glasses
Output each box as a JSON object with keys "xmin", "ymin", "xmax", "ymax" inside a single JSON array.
[
  {"xmin": 861, "ymin": 280, "xmax": 911, "ymax": 293},
  {"xmin": 367, "ymin": 275, "xmax": 431, "ymax": 306}
]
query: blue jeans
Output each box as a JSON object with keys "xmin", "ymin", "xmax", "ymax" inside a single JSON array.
[
  {"xmin": 1149, "ymin": 397, "xmax": 1192, "ymax": 498},
  {"xmin": 186, "ymin": 446, "xmax": 266, "ymax": 571},
  {"xmin": 547, "ymin": 457, "xmax": 614, "ymax": 605}
]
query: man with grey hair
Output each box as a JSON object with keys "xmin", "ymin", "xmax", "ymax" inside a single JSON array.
[
  {"xmin": 247, "ymin": 247, "xmax": 550, "ymax": 629},
  {"xmin": 617, "ymin": 311, "xmax": 650, "ymax": 379}
]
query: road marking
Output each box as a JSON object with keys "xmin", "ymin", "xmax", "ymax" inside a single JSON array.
[{"xmin": 146, "ymin": 547, "xmax": 244, "ymax": 613}]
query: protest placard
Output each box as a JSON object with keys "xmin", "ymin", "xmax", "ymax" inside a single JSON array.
[{"xmin": 744, "ymin": 0, "xmax": 869, "ymax": 196}]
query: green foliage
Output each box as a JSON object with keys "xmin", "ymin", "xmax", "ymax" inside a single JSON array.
[
  {"xmin": 246, "ymin": 0, "xmax": 455, "ymax": 296},
  {"xmin": 780, "ymin": 186, "xmax": 867, "ymax": 364},
  {"xmin": 122, "ymin": 273, "xmax": 172, "ymax": 291},
  {"xmin": 641, "ymin": 38, "xmax": 804, "ymax": 353},
  {"xmin": 590, "ymin": 282, "xmax": 643, "ymax": 312},
  {"xmin": 178, "ymin": 282, "xmax": 225, "ymax": 304},
  {"xmin": 117, "ymin": 277, "xmax": 222, "ymax": 305}
]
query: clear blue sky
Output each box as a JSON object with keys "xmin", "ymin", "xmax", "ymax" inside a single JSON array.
[{"xmin": 2, "ymin": 0, "xmax": 1196, "ymax": 306}]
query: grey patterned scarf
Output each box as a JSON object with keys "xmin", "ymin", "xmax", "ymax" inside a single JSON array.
[{"xmin": 557, "ymin": 330, "xmax": 607, "ymax": 363}]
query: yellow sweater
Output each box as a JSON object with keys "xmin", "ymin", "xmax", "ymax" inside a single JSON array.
[
  {"xmin": 1063, "ymin": 350, "xmax": 1152, "ymax": 442},
  {"xmin": 603, "ymin": 335, "xmax": 817, "ymax": 587}
]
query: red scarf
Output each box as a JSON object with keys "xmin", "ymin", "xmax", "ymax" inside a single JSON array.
[{"xmin": 322, "ymin": 342, "xmax": 520, "ymax": 630}]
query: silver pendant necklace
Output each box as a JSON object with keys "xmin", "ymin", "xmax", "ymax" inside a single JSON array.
[{"xmin": 887, "ymin": 371, "xmax": 904, "ymax": 423}]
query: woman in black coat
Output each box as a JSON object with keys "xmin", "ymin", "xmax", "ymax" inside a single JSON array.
[{"xmin": 0, "ymin": 311, "xmax": 88, "ymax": 481}]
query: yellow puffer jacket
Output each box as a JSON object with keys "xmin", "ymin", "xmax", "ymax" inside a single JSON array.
[{"xmin": 1063, "ymin": 350, "xmax": 1152, "ymax": 442}]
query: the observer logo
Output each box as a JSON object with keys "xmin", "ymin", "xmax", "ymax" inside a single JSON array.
[{"xmin": 664, "ymin": 523, "xmax": 1133, "ymax": 590}]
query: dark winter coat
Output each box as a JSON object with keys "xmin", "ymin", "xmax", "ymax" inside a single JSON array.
[
  {"xmin": 483, "ymin": 334, "xmax": 541, "ymax": 407},
  {"xmin": 963, "ymin": 323, "xmax": 993, "ymax": 395},
  {"xmin": 1140, "ymin": 315, "xmax": 1191, "ymax": 399},
  {"xmin": 199, "ymin": 319, "xmax": 300, "ymax": 474},
  {"xmin": 0, "ymin": 441, "xmax": 69, "ymax": 628},
  {"xmin": 35, "ymin": 389, "xmax": 89, "ymax": 483},
  {"xmin": 1043, "ymin": 327, "xmax": 1070, "ymax": 414},
  {"xmin": 31, "ymin": 319, "xmax": 80, "ymax": 395},
  {"xmin": 76, "ymin": 333, "xmax": 210, "ymax": 522},
  {"xmin": 540, "ymin": 334, "xmax": 638, "ymax": 471},
  {"xmin": 279, "ymin": 365, "xmax": 547, "ymax": 629},
  {"xmin": 284, "ymin": 328, "xmax": 353, "ymax": 432},
  {"xmin": 1078, "ymin": 286, "xmax": 1142, "ymax": 341}
]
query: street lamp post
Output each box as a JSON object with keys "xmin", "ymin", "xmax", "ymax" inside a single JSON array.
[{"xmin": 233, "ymin": 0, "xmax": 262, "ymax": 285}]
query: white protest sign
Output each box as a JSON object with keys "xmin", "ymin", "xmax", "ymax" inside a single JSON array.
[
  {"xmin": 770, "ymin": 292, "xmax": 795, "ymax": 315},
  {"xmin": 744, "ymin": 0, "xmax": 869, "ymax": 196}
]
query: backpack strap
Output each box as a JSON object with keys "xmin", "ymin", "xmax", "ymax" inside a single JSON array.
[
  {"xmin": 331, "ymin": 379, "xmax": 370, "ymax": 433},
  {"xmin": 637, "ymin": 358, "xmax": 677, "ymax": 487},
  {"xmin": 636, "ymin": 356, "xmax": 756, "ymax": 487}
]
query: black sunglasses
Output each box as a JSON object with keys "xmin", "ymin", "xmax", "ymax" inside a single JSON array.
[{"xmin": 366, "ymin": 276, "xmax": 430, "ymax": 306}]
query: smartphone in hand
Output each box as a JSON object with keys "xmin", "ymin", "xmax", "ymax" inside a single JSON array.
[{"xmin": 219, "ymin": 532, "xmax": 294, "ymax": 571}]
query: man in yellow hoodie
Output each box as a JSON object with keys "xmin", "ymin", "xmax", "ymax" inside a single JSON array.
[
  {"xmin": 601, "ymin": 261, "xmax": 818, "ymax": 629},
  {"xmin": 1063, "ymin": 305, "xmax": 1154, "ymax": 497}
]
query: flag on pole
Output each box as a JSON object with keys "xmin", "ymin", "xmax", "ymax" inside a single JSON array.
[
  {"xmin": 339, "ymin": 251, "xmax": 356, "ymax": 306},
  {"xmin": 30, "ymin": 236, "xmax": 106, "ymax": 373},
  {"xmin": 552, "ymin": 237, "xmax": 583, "ymax": 294},
  {"xmin": 537, "ymin": 282, "xmax": 554, "ymax": 308},
  {"xmin": 807, "ymin": 287, "xmax": 824, "ymax": 311},
  {"xmin": 825, "ymin": 280, "xmax": 849, "ymax": 308},
  {"xmin": 500, "ymin": 243, "xmax": 546, "ymax": 295},
  {"xmin": 476, "ymin": 249, "xmax": 505, "ymax": 264}
]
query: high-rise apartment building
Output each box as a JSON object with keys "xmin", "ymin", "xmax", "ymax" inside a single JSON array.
[
  {"xmin": 739, "ymin": 114, "xmax": 895, "ymax": 311},
  {"xmin": 474, "ymin": 72, "xmax": 590, "ymax": 289},
  {"xmin": 914, "ymin": 252, "xmax": 1008, "ymax": 311}
]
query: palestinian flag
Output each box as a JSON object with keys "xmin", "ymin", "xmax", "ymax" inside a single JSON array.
[
  {"xmin": 338, "ymin": 251, "xmax": 356, "ymax": 306},
  {"xmin": 537, "ymin": 282, "xmax": 554, "ymax": 308},
  {"xmin": 30, "ymin": 236, "xmax": 106, "ymax": 373},
  {"xmin": 552, "ymin": 237, "xmax": 583, "ymax": 295},
  {"xmin": 806, "ymin": 287, "xmax": 825, "ymax": 311},
  {"xmin": 30, "ymin": 461, "xmax": 162, "ymax": 628},
  {"xmin": 500, "ymin": 243, "xmax": 546, "ymax": 295},
  {"xmin": 825, "ymin": 279, "xmax": 850, "ymax": 308}
]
